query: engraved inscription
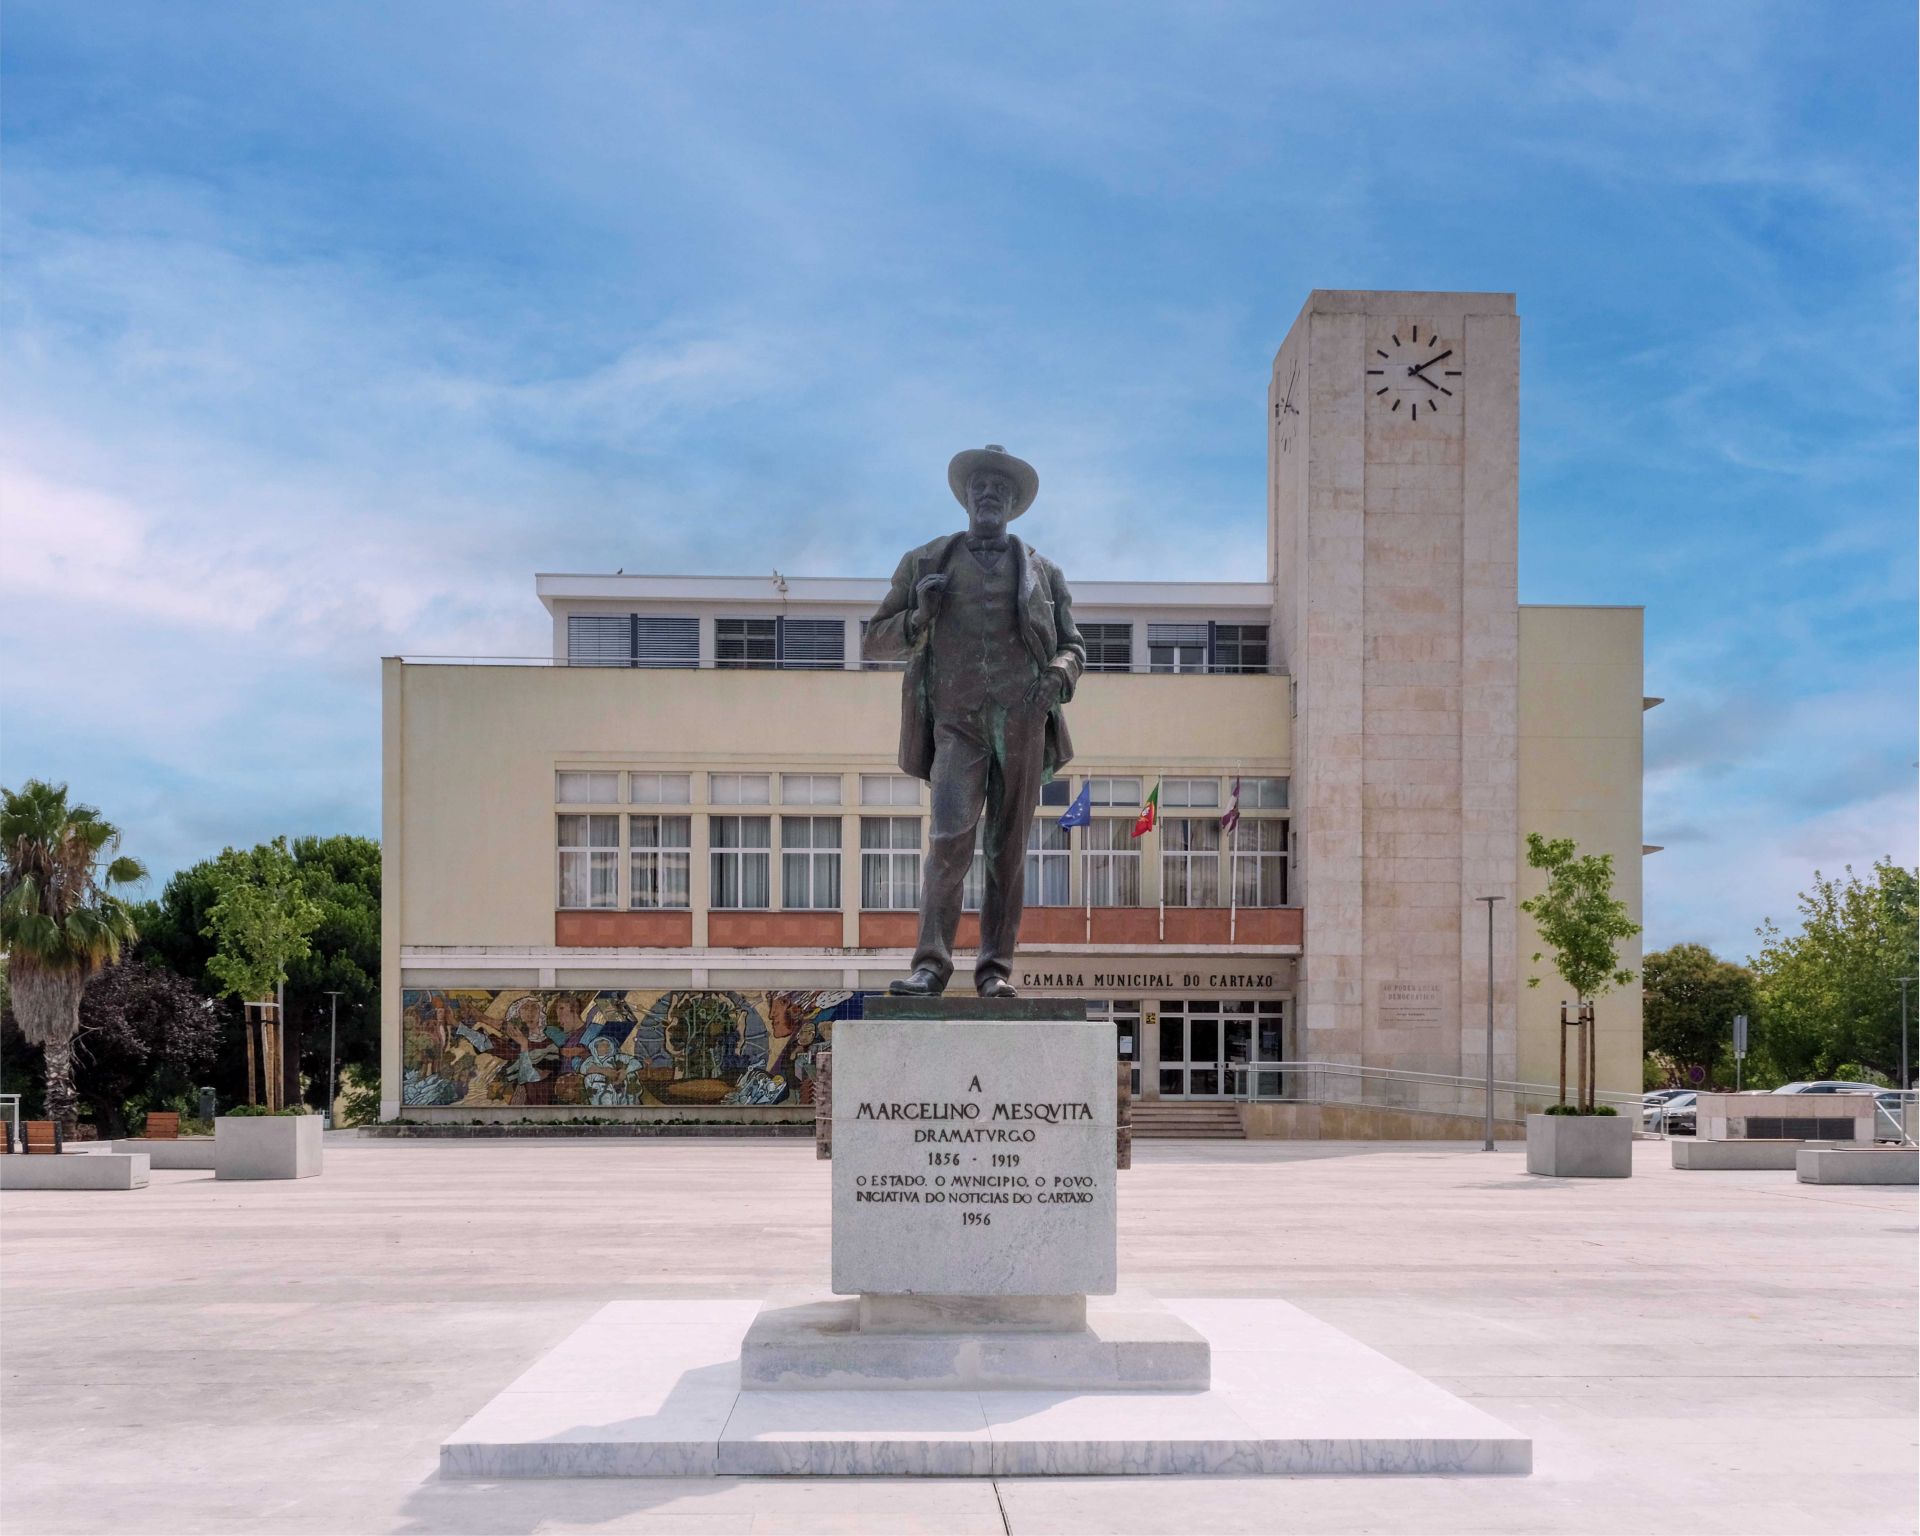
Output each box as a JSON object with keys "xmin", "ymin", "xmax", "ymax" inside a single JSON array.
[{"xmin": 1378, "ymin": 980, "xmax": 1444, "ymax": 1030}]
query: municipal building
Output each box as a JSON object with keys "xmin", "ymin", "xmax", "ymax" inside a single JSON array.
[{"xmin": 378, "ymin": 290, "xmax": 1651, "ymax": 1133}]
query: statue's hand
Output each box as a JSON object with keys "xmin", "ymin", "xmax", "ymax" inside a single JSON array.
[
  {"xmin": 1024, "ymin": 666, "xmax": 1068, "ymax": 713},
  {"xmin": 913, "ymin": 572, "xmax": 951, "ymax": 617}
]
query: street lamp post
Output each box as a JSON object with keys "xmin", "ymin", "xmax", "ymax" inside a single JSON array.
[
  {"xmin": 1475, "ymin": 896, "xmax": 1504, "ymax": 1151},
  {"xmin": 1900, "ymin": 977, "xmax": 1915, "ymax": 1091},
  {"xmin": 323, "ymin": 990, "xmax": 344, "ymax": 1130}
]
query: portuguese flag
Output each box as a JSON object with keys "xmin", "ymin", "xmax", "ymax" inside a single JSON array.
[{"xmin": 1132, "ymin": 781, "xmax": 1160, "ymax": 838}]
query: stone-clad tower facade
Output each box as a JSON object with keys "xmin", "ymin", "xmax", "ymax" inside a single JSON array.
[{"xmin": 1269, "ymin": 291, "xmax": 1519, "ymax": 1083}]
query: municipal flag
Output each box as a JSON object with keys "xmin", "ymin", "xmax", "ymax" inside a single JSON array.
[
  {"xmin": 1057, "ymin": 782, "xmax": 1092, "ymax": 829},
  {"xmin": 1221, "ymin": 776, "xmax": 1242, "ymax": 837},
  {"xmin": 1132, "ymin": 781, "xmax": 1160, "ymax": 838}
]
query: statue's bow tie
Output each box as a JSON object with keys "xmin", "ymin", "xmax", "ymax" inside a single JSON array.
[{"xmin": 967, "ymin": 537, "xmax": 1010, "ymax": 554}]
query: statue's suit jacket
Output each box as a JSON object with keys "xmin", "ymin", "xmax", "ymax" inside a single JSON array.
[{"xmin": 861, "ymin": 532, "xmax": 1086, "ymax": 782}]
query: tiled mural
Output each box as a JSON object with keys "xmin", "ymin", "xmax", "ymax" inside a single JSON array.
[{"xmin": 401, "ymin": 987, "xmax": 861, "ymax": 1109}]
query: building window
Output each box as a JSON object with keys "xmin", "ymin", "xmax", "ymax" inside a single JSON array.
[
  {"xmin": 1039, "ymin": 778, "xmax": 1071, "ymax": 807},
  {"xmin": 1162, "ymin": 818, "xmax": 1221, "ymax": 906},
  {"xmin": 569, "ymin": 615, "xmax": 699, "ymax": 668},
  {"xmin": 1213, "ymin": 624, "xmax": 1269, "ymax": 674},
  {"xmin": 629, "ymin": 772, "xmax": 691, "ymax": 805},
  {"xmin": 1086, "ymin": 777, "xmax": 1141, "ymax": 807},
  {"xmin": 709, "ymin": 816, "xmax": 771, "ymax": 908},
  {"xmin": 1081, "ymin": 622, "xmax": 1133, "ymax": 673},
  {"xmin": 629, "ymin": 815, "xmax": 691, "ymax": 909},
  {"xmin": 1231, "ymin": 819, "xmax": 1289, "ymax": 906},
  {"xmin": 716, "ymin": 617, "xmax": 777, "ymax": 668},
  {"xmin": 777, "ymin": 618, "xmax": 845, "ymax": 670},
  {"xmin": 557, "ymin": 814, "xmax": 619, "ymax": 909},
  {"xmin": 1148, "ymin": 623, "xmax": 1209, "ymax": 673},
  {"xmin": 717, "ymin": 616, "xmax": 846, "ymax": 669},
  {"xmin": 782, "ymin": 816, "xmax": 842, "ymax": 910},
  {"xmin": 566, "ymin": 615, "xmax": 631, "ymax": 668},
  {"xmin": 556, "ymin": 771, "xmax": 620, "ymax": 804},
  {"xmin": 1239, "ymin": 776, "xmax": 1288, "ymax": 810},
  {"xmin": 1084, "ymin": 819, "xmax": 1142, "ymax": 906},
  {"xmin": 1027, "ymin": 819, "xmax": 1072, "ymax": 906},
  {"xmin": 709, "ymin": 773, "xmax": 772, "ymax": 805},
  {"xmin": 1162, "ymin": 777, "xmax": 1219, "ymax": 809},
  {"xmin": 781, "ymin": 774, "xmax": 842, "ymax": 806},
  {"xmin": 860, "ymin": 774, "xmax": 921, "ymax": 807},
  {"xmin": 860, "ymin": 817, "xmax": 922, "ymax": 909}
]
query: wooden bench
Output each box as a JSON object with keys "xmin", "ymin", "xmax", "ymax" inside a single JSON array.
[
  {"xmin": 144, "ymin": 1112, "xmax": 182, "ymax": 1141},
  {"xmin": 24, "ymin": 1121, "xmax": 63, "ymax": 1155}
]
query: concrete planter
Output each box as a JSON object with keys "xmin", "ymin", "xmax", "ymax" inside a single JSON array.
[
  {"xmin": 215, "ymin": 1114, "xmax": 324, "ymax": 1181},
  {"xmin": 1525, "ymin": 1112, "xmax": 1632, "ymax": 1178}
]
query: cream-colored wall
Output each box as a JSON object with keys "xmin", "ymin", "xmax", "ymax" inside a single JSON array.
[
  {"xmin": 1515, "ymin": 606, "xmax": 1645, "ymax": 1098},
  {"xmin": 386, "ymin": 662, "xmax": 1293, "ymax": 950}
]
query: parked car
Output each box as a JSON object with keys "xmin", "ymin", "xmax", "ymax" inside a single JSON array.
[
  {"xmin": 1642, "ymin": 1090, "xmax": 1696, "ymax": 1135},
  {"xmin": 1769, "ymin": 1080, "xmax": 1884, "ymax": 1095},
  {"xmin": 1643, "ymin": 1088, "xmax": 1689, "ymax": 1106}
]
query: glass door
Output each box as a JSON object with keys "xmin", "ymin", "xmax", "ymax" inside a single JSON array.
[
  {"xmin": 1157, "ymin": 998, "xmax": 1288, "ymax": 1098},
  {"xmin": 1088, "ymin": 999, "xmax": 1141, "ymax": 1097},
  {"xmin": 1157, "ymin": 1000, "xmax": 1225, "ymax": 1098}
]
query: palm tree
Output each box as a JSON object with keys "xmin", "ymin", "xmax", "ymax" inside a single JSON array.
[{"xmin": 0, "ymin": 781, "xmax": 146, "ymax": 1132}]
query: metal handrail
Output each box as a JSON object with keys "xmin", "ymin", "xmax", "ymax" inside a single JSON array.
[
  {"xmin": 0, "ymin": 1094, "xmax": 19, "ymax": 1154},
  {"xmin": 1221, "ymin": 1059, "xmax": 1642, "ymax": 1111}
]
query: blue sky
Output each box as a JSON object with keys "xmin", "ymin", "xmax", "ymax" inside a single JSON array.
[{"xmin": 1, "ymin": 2, "xmax": 1913, "ymax": 959}]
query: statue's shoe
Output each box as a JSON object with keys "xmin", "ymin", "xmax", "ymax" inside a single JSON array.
[
  {"xmin": 976, "ymin": 977, "xmax": 1019, "ymax": 998},
  {"xmin": 888, "ymin": 967, "xmax": 946, "ymax": 996}
]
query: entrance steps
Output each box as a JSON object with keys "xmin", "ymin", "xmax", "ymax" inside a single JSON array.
[{"xmin": 1132, "ymin": 1102, "xmax": 1245, "ymax": 1140}]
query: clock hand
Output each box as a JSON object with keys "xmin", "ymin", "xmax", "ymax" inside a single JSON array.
[{"xmin": 1406, "ymin": 348, "xmax": 1453, "ymax": 377}]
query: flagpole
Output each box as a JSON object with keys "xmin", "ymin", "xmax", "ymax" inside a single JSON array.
[
  {"xmin": 1083, "ymin": 828, "xmax": 1092, "ymax": 944},
  {"xmin": 1227, "ymin": 767, "xmax": 1240, "ymax": 945},
  {"xmin": 1156, "ymin": 773, "xmax": 1165, "ymax": 944}
]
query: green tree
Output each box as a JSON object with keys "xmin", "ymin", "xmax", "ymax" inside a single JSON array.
[
  {"xmin": 0, "ymin": 781, "xmax": 148, "ymax": 1132},
  {"xmin": 1520, "ymin": 832, "xmax": 1641, "ymax": 1109},
  {"xmin": 1751, "ymin": 860, "xmax": 1918, "ymax": 1087},
  {"xmin": 139, "ymin": 834, "xmax": 378, "ymax": 1112},
  {"xmin": 1642, "ymin": 943, "xmax": 1756, "ymax": 1088},
  {"xmin": 0, "ymin": 955, "xmax": 222, "ymax": 1135},
  {"xmin": 202, "ymin": 837, "xmax": 322, "ymax": 1107}
]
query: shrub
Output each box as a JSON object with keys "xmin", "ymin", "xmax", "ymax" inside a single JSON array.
[{"xmin": 1544, "ymin": 1103, "xmax": 1618, "ymax": 1116}]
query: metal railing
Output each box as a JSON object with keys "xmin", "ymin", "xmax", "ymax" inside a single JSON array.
[
  {"xmin": 397, "ymin": 654, "xmax": 1287, "ymax": 676},
  {"xmin": 0, "ymin": 1094, "xmax": 19, "ymax": 1154},
  {"xmin": 1220, "ymin": 1060, "xmax": 1643, "ymax": 1124}
]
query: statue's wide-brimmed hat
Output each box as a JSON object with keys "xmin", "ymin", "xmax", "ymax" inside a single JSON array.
[{"xmin": 948, "ymin": 444, "xmax": 1039, "ymax": 519}]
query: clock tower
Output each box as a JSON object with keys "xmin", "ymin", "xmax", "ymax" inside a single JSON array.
[{"xmin": 1269, "ymin": 291, "xmax": 1520, "ymax": 1085}]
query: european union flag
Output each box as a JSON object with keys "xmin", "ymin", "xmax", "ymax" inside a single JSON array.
[{"xmin": 1057, "ymin": 781, "xmax": 1092, "ymax": 829}]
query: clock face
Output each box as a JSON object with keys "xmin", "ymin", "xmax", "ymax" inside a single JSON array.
[
  {"xmin": 1366, "ymin": 323, "xmax": 1461, "ymax": 422},
  {"xmin": 1272, "ymin": 356, "xmax": 1301, "ymax": 452}
]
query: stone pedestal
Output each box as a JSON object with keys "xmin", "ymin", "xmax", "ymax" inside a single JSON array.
[
  {"xmin": 830, "ymin": 1000, "xmax": 1116, "ymax": 1297},
  {"xmin": 777, "ymin": 996, "xmax": 1207, "ymax": 1392}
]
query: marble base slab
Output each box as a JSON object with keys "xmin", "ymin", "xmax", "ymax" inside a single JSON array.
[
  {"xmin": 441, "ymin": 1297, "xmax": 1530, "ymax": 1478},
  {"xmin": 740, "ymin": 1291, "xmax": 1208, "ymax": 1391}
]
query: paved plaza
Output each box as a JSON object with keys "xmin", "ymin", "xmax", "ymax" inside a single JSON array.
[{"xmin": 2, "ymin": 1136, "xmax": 1913, "ymax": 1535}]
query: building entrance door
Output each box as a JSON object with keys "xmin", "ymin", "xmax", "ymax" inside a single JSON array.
[{"xmin": 1156, "ymin": 999, "xmax": 1289, "ymax": 1099}]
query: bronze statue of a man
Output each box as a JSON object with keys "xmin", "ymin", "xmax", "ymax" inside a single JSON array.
[{"xmin": 862, "ymin": 445, "xmax": 1085, "ymax": 997}]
